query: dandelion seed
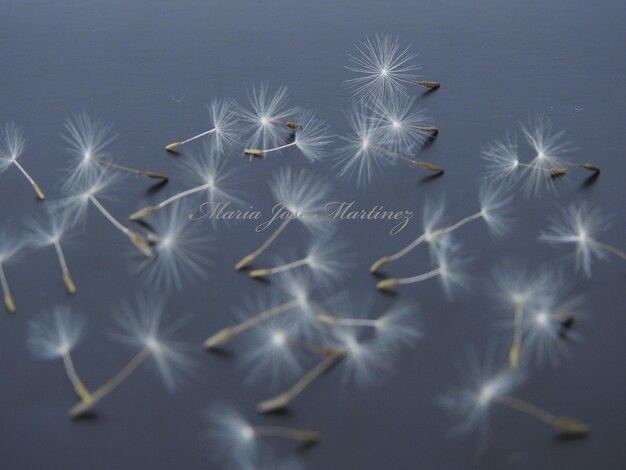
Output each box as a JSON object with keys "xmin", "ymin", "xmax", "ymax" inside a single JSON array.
[
  {"xmin": 68, "ymin": 295, "xmax": 193, "ymax": 418},
  {"xmin": 334, "ymin": 105, "xmax": 442, "ymax": 186},
  {"xmin": 239, "ymin": 83, "xmax": 299, "ymax": 151},
  {"xmin": 491, "ymin": 264, "xmax": 582, "ymax": 368},
  {"xmin": 370, "ymin": 95, "xmax": 436, "ymax": 150},
  {"xmin": 257, "ymin": 329, "xmax": 391, "ymax": 413},
  {"xmin": 133, "ymin": 201, "xmax": 212, "ymax": 291},
  {"xmin": 0, "ymin": 227, "xmax": 22, "ymax": 313},
  {"xmin": 249, "ymin": 237, "xmax": 350, "ymax": 284},
  {"xmin": 58, "ymin": 170, "xmax": 153, "ymax": 257},
  {"xmin": 0, "ymin": 123, "xmax": 45, "ymax": 199},
  {"xmin": 371, "ymin": 184, "xmax": 511, "ymax": 273},
  {"xmin": 376, "ymin": 239, "xmax": 468, "ymax": 296},
  {"xmin": 206, "ymin": 406, "xmax": 319, "ymax": 469},
  {"xmin": 28, "ymin": 308, "xmax": 90, "ymax": 401},
  {"xmin": 130, "ymin": 147, "xmax": 245, "ymax": 222},
  {"xmin": 235, "ymin": 169, "xmax": 333, "ymax": 270},
  {"xmin": 540, "ymin": 202, "xmax": 623, "ymax": 276},
  {"xmin": 345, "ymin": 34, "xmax": 439, "ymax": 102},
  {"xmin": 244, "ymin": 110, "xmax": 331, "ymax": 162},
  {"xmin": 26, "ymin": 208, "xmax": 77, "ymax": 294},
  {"xmin": 62, "ymin": 112, "xmax": 167, "ymax": 189},
  {"xmin": 480, "ymin": 134, "xmax": 521, "ymax": 182},
  {"xmin": 441, "ymin": 351, "xmax": 590, "ymax": 438},
  {"xmin": 204, "ymin": 274, "xmax": 316, "ymax": 349},
  {"xmin": 165, "ymin": 98, "xmax": 241, "ymax": 153}
]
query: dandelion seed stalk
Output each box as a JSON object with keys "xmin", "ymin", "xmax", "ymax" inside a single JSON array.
[
  {"xmin": 166, "ymin": 128, "xmax": 217, "ymax": 151},
  {"xmin": 509, "ymin": 302, "xmax": 524, "ymax": 369},
  {"xmin": 372, "ymin": 144, "xmax": 443, "ymax": 174},
  {"xmin": 376, "ymin": 267, "xmax": 441, "ymax": 290},
  {"xmin": 244, "ymin": 141, "xmax": 298, "ymax": 157},
  {"xmin": 590, "ymin": 239, "xmax": 626, "ymax": 262},
  {"xmin": 92, "ymin": 156, "xmax": 168, "ymax": 181},
  {"xmin": 492, "ymin": 394, "xmax": 590, "ymax": 437},
  {"xmin": 13, "ymin": 159, "xmax": 45, "ymax": 200},
  {"xmin": 235, "ymin": 218, "xmax": 293, "ymax": 270},
  {"xmin": 257, "ymin": 350, "xmax": 345, "ymax": 413},
  {"xmin": 204, "ymin": 299, "xmax": 301, "ymax": 349},
  {"xmin": 61, "ymin": 352, "xmax": 91, "ymax": 401},
  {"xmin": 68, "ymin": 347, "xmax": 151, "ymax": 419},
  {"xmin": 317, "ymin": 314, "xmax": 379, "ymax": 328},
  {"xmin": 249, "ymin": 258, "xmax": 309, "ymax": 279},
  {"xmin": 89, "ymin": 195, "xmax": 153, "ymax": 257},
  {"xmin": 251, "ymin": 426, "xmax": 320, "ymax": 443},
  {"xmin": 0, "ymin": 262, "xmax": 16, "ymax": 313},
  {"xmin": 53, "ymin": 240, "xmax": 76, "ymax": 294},
  {"xmin": 129, "ymin": 182, "xmax": 211, "ymax": 221}
]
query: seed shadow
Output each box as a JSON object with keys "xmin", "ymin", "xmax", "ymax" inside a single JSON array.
[
  {"xmin": 580, "ymin": 171, "xmax": 600, "ymax": 189},
  {"xmin": 419, "ymin": 172, "xmax": 444, "ymax": 185},
  {"xmin": 72, "ymin": 411, "xmax": 99, "ymax": 422},
  {"xmin": 145, "ymin": 179, "xmax": 169, "ymax": 195}
]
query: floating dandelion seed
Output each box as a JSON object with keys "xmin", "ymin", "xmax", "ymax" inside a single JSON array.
[
  {"xmin": 441, "ymin": 351, "xmax": 590, "ymax": 438},
  {"xmin": 376, "ymin": 238, "xmax": 469, "ymax": 296},
  {"xmin": 27, "ymin": 308, "xmax": 90, "ymax": 401},
  {"xmin": 334, "ymin": 105, "xmax": 442, "ymax": 186},
  {"xmin": 62, "ymin": 112, "xmax": 167, "ymax": 190},
  {"xmin": 0, "ymin": 226, "xmax": 22, "ymax": 313},
  {"xmin": 235, "ymin": 169, "xmax": 333, "ymax": 270},
  {"xmin": 130, "ymin": 146, "xmax": 246, "ymax": 221},
  {"xmin": 370, "ymin": 95, "xmax": 437, "ymax": 150},
  {"xmin": 165, "ymin": 98, "xmax": 242, "ymax": 153},
  {"xmin": 206, "ymin": 406, "xmax": 319, "ymax": 469},
  {"xmin": 68, "ymin": 295, "xmax": 193, "ymax": 419},
  {"xmin": 490, "ymin": 264, "xmax": 581, "ymax": 368},
  {"xmin": 26, "ymin": 208, "xmax": 77, "ymax": 294},
  {"xmin": 345, "ymin": 34, "xmax": 440, "ymax": 102},
  {"xmin": 57, "ymin": 171, "xmax": 153, "ymax": 257},
  {"xmin": 540, "ymin": 202, "xmax": 624, "ymax": 277},
  {"xmin": 244, "ymin": 110, "xmax": 332, "ymax": 161},
  {"xmin": 257, "ymin": 329, "xmax": 392, "ymax": 413},
  {"xmin": 0, "ymin": 122, "xmax": 45, "ymax": 199},
  {"xmin": 133, "ymin": 200, "xmax": 212, "ymax": 291},
  {"xmin": 204, "ymin": 274, "xmax": 316, "ymax": 349},
  {"xmin": 240, "ymin": 82, "xmax": 299, "ymax": 151},
  {"xmin": 480, "ymin": 134, "xmax": 522, "ymax": 182},
  {"xmin": 249, "ymin": 237, "xmax": 350, "ymax": 284},
  {"xmin": 371, "ymin": 184, "xmax": 511, "ymax": 273}
]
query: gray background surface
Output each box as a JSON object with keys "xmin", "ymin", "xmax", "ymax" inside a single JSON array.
[{"xmin": 1, "ymin": 0, "xmax": 625, "ymax": 468}]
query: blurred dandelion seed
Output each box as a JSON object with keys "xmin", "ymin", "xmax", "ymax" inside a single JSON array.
[
  {"xmin": 0, "ymin": 227, "xmax": 22, "ymax": 313},
  {"xmin": 68, "ymin": 295, "xmax": 193, "ymax": 418},
  {"xmin": 28, "ymin": 308, "xmax": 90, "ymax": 401},
  {"xmin": 540, "ymin": 202, "xmax": 624, "ymax": 276},
  {"xmin": 0, "ymin": 123, "xmax": 45, "ymax": 199}
]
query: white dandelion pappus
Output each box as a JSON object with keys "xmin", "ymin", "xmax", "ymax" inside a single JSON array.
[
  {"xmin": 370, "ymin": 94, "xmax": 434, "ymax": 151},
  {"xmin": 480, "ymin": 134, "xmax": 520, "ymax": 182},
  {"xmin": 539, "ymin": 202, "xmax": 624, "ymax": 276},
  {"xmin": 27, "ymin": 307, "xmax": 90, "ymax": 401},
  {"xmin": 345, "ymin": 34, "xmax": 426, "ymax": 101},
  {"xmin": 61, "ymin": 111, "xmax": 117, "ymax": 190},
  {"xmin": 245, "ymin": 109, "xmax": 332, "ymax": 162},
  {"xmin": 240, "ymin": 82, "xmax": 299, "ymax": 151},
  {"xmin": 519, "ymin": 116, "xmax": 569, "ymax": 197},
  {"xmin": 28, "ymin": 307, "xmax": 83, "ymax": 360},
  {"xmin": 133, "ymin": 200, "xmax": 212, "ymax": 292},
  {"xmin": 333, "ymin": 104, "xmax": 388, "ymax": 185},
  {"xmin": 0, "ymin": 122, "xmax": 45, "ymax": 199}
]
